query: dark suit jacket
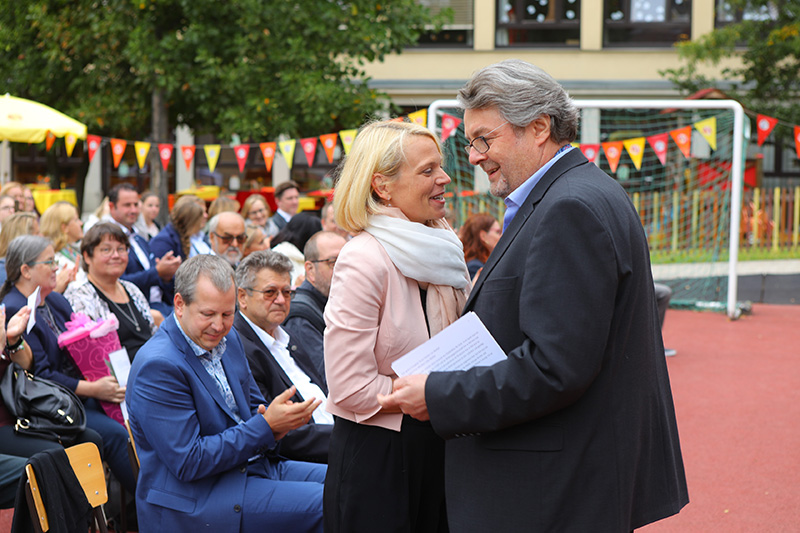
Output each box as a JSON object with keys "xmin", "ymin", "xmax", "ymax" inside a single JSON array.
[
  {"xmin": 149, "ymin": 223, "xmax": 186, "ymax": 261},
  {"xmin": 426, "ymin": 149, "xmax": 688, "ymax": 532},
  {"xmin": 234, "ymin": 312, "xmax": 331, "ymax": 464},
  {"xmin": 127, "ymin": 316, "xmax": 276, "ymax": 532}
]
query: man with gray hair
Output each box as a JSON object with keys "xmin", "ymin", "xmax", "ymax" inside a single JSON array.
[
  {"xmin": 127, "ymin": 254, "xmax": 325, "ymax": 532},
  {"xmin": 379, "ymin": 59, "xmax": 688, "ymax": 531},
  {"xmin": 208, "ymin": 211, "xmax": 247, "ymax": 267},
  {"xmin": 233, "ymin": 250, "xmax": 332, "ymax": 464}
]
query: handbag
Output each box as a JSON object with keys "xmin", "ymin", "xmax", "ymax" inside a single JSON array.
[{"xmin": 0, "ymin": 362, "xmax": 87, "ymax": 445}]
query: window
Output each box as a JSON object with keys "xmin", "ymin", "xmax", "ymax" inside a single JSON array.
[
  {"xmin": 496, "ymin": 0, "xmax": 581, "ymax": 47},
  {"xmin": 604, "ymin": 0, "xmax": 691, "ymax": 47},
  {"xmin": 715, "ymin": 1, "xmax": 779, "ymax": 27},
  {"xmin": 416, "ymin": 0, "xmax": 474, "ymax": 47}
]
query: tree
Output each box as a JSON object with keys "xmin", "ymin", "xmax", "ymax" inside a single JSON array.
[{"xmin": 661, "ymin": 0, "xmax": 800, "ymax": 123}]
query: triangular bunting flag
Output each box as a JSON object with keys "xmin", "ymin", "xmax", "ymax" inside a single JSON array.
[
  {"xmin": 279, "ymin": 139, "xmax": 297, "ymax": 170},
  {"xmin": 601, "ymin": 141, "xmax": 623, "ymax": 173},
  {"xmin": 319, "ymin": 133, "xmax": 338, "ymax": 164},
  {"xmin": 669, "ymin": 127, "xmax": 692, "ymax": 159},
  {"xmin": 234, "ymin": 144, "xmax": 250, "ymax": 173},
  {"xmin": 45, "ymin": 131, "xmax": 56, "ymax": 152},
  {"xmin": 408, "ymin": 109, "xmax": 427, "ymax": 127},
  {"xmin": 440, "ymin": 114, "xmax": 462, "ymax": 142},
  {"xmin": 181, "ymin": 145, "xmax": 195, "ymax": 170},
  {"xmin": 158, "ymin": 144, "xmax": 173, "ymax": 171},
  {"xmin": 756, "ymin": 114, "xmax": 778, "ymax": 146},
  {"xmin": 389, "ymin": 117, "xmax": 404, "ymax": 123},
  {"xmin": 134, "ymin": 141, "xmax": 151, "ymax": 170},
  {"xmin": 65, "ymin": 134, "xmax": 78, "ymax": 157},
  {"xmin": 647, "ymin": 133, "xmax": 669, "ymax": 165},
  {"xmin": 622, "ymin": 137, "xmax": 646, "ymax": 171},
  {"xmin": 87, "ymin": 135, "xmax": 101, "ymax": 162},
  {"xmin": 579, "ymin": 143, "xmax": 600, "ymax": 163},
  {"xmin": 795, "ymin": 126, "xmax": 800, "ymax": 160},
  {"xmin": 300, "ymin": 137, "xmax": 318, "ymax": 167},
  {"xmin": 110, "ymin": 138, "xmax": 127, "ymax": 169},
  {"xmin": 204, "ymin": 144, "xmax": 221, "ymax": 173},
  {"xmin": 339, "ymin": 130, "xmax": 357, "ymax": 155},
  {"xmin": 260, "ymin": 142, "xmax": 277, "ymax": 172},
  {"xmin": 694, "ymin": 117, "xmax": 717, "ymax": 150}
]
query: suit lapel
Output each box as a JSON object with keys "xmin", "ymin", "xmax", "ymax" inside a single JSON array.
[
  {"xmin": 220, "ymin": 330, "xmax": 251, "ymax": 421},
  {"xmin": 234, "ymin": 313, "xmax": 299, "ymax": 400}
]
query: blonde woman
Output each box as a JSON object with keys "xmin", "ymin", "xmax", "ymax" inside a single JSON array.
[
  {"xmin": 241, "ymin": 194, "xmax": 279, "ymax": 238},
  {"xmin": 40, "ymin": 201, "xmax": 86, "ymax": 289}
]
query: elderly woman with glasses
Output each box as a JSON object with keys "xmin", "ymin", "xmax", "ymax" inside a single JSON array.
[
  {"xmin": 65, "ymin": 223, "xmax": 157, "ymax": 361},
  {"xmin": 1, "ymin": 235, "xmax": 136, "ymax": 492}
]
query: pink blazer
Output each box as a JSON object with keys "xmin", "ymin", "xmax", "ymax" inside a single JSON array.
[{"xmin": 324, "ymin": 230, "xmax": 430, "ymax": 431}]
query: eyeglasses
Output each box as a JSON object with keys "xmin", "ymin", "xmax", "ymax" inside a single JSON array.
[
  {"xmin": 96, "ymin": 246, "xmax": 129, "ymax": 257},
  {"xmin": 244, "ymin": 287, "xmax": 294, "ymax": 301},
  {"xmin": 464, "ymin": 121, "xmax": 509, "ymax": 155},
  {"xmin": 248, "ymin": 208, "xmax": 267, "ymax": 216},
  {"xmin": 213, "ymin": 232, "xmax": 247, "ymax": 245},
  {"xmin": 28, "ymin": 259, "xmax": 57, "ymax": 268},
  {"xmin": 310, "ymin": 257, "xmax": 337, "ymax": 267}
]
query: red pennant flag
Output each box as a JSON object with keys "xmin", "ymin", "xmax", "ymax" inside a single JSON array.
[
  {"xmin": 579, "ymin": 144, "xmax": 600, "ymax": 163},
  {"xmin": 180, "ymin": 145, "xmax": 195, "ymax": 170},
  {"xmin": 300, "ymin": 138, "xmax": 317, "ymax": 167},
  {"xmin": 87, "ymin": 135, "xmax": 102, "ymax": 162},
  {"xmin": 158, "ymin": 144, "xmax": 174, "ymax": 171},
  {"xmin": 319, "ymin": 133, "xmax": 338, "ymax": 164},
  {"xmin": 756, "ymin": 114, "xmax": 778, "ymax": 146},
  {"xmin": 389, "ymin": 117, "xmax": 404, "ymax": 123},
  {"xmin": 794, "ymin": 126, "xmax": 800, "ymax": 160},
  {"xmin": 440, "ymin": 113, "xmax": 462, "ymax": 142},
  {"xmin": 110, "ymin": 138, "xmax": 127, "ymax": 169},
  {"xmin": 234, "ymin": 144, "xmax": 250, "ymax": 173},
  {"xmin": 601, "ymin": 141, "xmax": 623, "ymax": 173},
  {"xmin": 260, "ymin": 142, "xmax": 277, "ymax": 172},
  {"xmin": 45, "ymin": 131, "xmax": 56, "ymax": 152},
  {"xmin": 647, "ymin": 133, "xmax": 669, "ymax": 165},
  {"xmin": 669, "ymin": 126, "xmax": 692, "ymax": 159}
]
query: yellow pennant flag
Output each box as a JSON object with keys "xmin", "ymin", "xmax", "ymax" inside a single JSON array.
[
  {"xmin": 134, "ymin": 141, "xmax": 151, "ymax": 170},
  {"xmin": 408, "ymin": 109, "xmax": 427, "ymax": 127},
  {"xmin": 570, "ymin": 142, "xmax": 580, "ymax": 148},
  {"xmin": 204, "ymin": 144, "xmax": 221, "ymax": 173},
  {"xmin": 694, "ymin": 117, "xmax": 717, "ymax": 150},
  {"xmin": 339, "ymin": 129, "xmax": 357, "ymax": 155},
  {"xmin": 622, "ymin": 137, "xmax": 646, "ymax": 171},
  {"xmin": 279, "ymin": 139, "xmax": 297, "ymax": 170},
  {"xmin": 65, "ymin": 134, "xmax": 78, "ymax": 157}
]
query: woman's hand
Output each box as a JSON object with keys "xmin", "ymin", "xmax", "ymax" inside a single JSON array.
[
  {"xmin": 0, "ymin": 305, "xmax": 30, "ymax": 348},
  {"xmin": 55, "ymin": 263, "xmax": 79, "ymax": 293},
  {"xmin": 86, "ymin": 375, "xmax": 126, "ymax": 403}
]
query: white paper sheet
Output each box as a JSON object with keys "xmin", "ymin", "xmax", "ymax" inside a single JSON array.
[
  {"xmin": 391, "ymin": 312, "xmax": 506, "ymax": 377},
  {"xmin": 108, "ymin": 348, "xmax": 131, "ymax": 420},
  {"xmin": 26, "ymin": 286, "xmax": 41, "ymax": 334}
]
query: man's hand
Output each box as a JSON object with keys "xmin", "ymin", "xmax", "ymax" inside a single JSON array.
[
  {"xmin": 155, "ymin": 251, "xmax": 182, "ymax": 281},
  {"xmin": 377, "ymin": 374, "xmax": 430, "ymax": 421},
  {"xmin": 260, "ymin": 386, "xmax": 321, "ymax": 440}
]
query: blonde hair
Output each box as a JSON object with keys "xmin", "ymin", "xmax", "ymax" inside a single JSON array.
[
  {"xmin": 334, "ymin": 120, "xmax": 442, "ymax": 233},
  {"xmin": 240, "ymin": 194, "xmax": 270, "ymax": 221},
  {"xmin": 40, "ymin": 201, "xmax": 78, "ymax": 252},
  {"xmin": 208, "ymin": 195, "xmax": 240, "ymax": 219},
  {"xmin": 0, "ymin": 212, "xmax": 38, "ymax": 257},
  {"xmin": 0, "ymin": 182, "xmax": 24, "ymax": 198}
]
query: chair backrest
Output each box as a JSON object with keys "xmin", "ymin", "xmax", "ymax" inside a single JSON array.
[{"xmin": 124, "ymin": 419, "xmax": 140, "ymax": 479}]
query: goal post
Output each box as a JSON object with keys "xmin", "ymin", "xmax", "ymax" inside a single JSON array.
[{"xmin": 428, "ymin": 99, "xmax": 746, "ymax": 319}]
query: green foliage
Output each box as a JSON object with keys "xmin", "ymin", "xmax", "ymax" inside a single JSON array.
[{"xmin": 0, "ymin": 0, "xmax": 446, "ymax": 140}]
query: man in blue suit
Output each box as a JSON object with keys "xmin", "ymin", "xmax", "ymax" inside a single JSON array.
[{"xmin": 127, "ymin": 254, "xmax": 325, "ymax": 532}]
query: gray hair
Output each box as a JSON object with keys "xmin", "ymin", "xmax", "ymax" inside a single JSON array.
[
  {"xmin": 207, "ymin": 211, "xmax": 245, "ymax": 235},
  {"xmin": 458, "ymin": 59, "xmax": 579, "ymax": 144},
  {"xmin": 175, "ymin": 254, "xmax": 235, "ymax": 306},
  {"xmin": 234, "ymin": 250, "xmax": 293, "ymax": 291},
  {"xmin": 1, "ymin": 235, "xmax": 52, "ymax": 300}
]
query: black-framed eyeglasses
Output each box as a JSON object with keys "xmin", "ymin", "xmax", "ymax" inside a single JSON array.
[
  {"xmin": 213, "ymin": 232, "xmax": 247, "ymax": 245},
  {"xmin": 464, "ymin": 121, "xmax": 509, "ymax": 155},
  {"xmin": 310, "ymin": 257, "xmax": 337, "ymax": 267},
  {"xmin": 244, "ymin": 287, "xmax": 294, "ymax": 301}
]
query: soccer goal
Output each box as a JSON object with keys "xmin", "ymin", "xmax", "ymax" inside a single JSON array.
[{"xmin": 428, "ymin": 99, "xmax": 747, "ymax": 319}]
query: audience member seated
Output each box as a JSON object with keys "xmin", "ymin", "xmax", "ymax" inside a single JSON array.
[
  {"xmin": 459, "ymin": 213, "xmax": 502, "ymax": 280},
  {"xmin": 65, "ymin": 223, "xmax": 157, "ymax": 361},
  {"xmin": 319, "ymin": 201, "xmax": 349, "ymax": 239},
  {"xmin": 241, "ymin": 194, "xmax": 279, "ymax": 240},
  {"xmin": 234, "ymin": 251, "xmax": 332, "ymax": 464},
  {"xmin": 0, "ymin": 213, "xmax": 52, "ymax": 288},
  {"xmin": 0, "ymin": 195, "xmax": 16, "ymax": 231},
  {"xmin": 270, "ymin": 181, "xmax": 300, "ymax": 233},
  {"xmin": 208, "ymin": 212, "xmax": 247, "ymax": 267},
  {"xmin": 40, "ymin": 201, "xmax": 85, "ymax": 291},
  {"xmin": 150, "ymin": 195, "xmax": 206, "ymax": 261},
  {"xmin": 127, "ymin": 255, "xmax": 325, "ymax": 532},
  {"xmin": 21, "ymin": 187, "xmax": 38, "ymax": 217},
  {"xmin": 0, "ymin": 182, "xmax": 25, "ymax": 212},
  {"xmin": 134, "ymin": 191, "xmax": 162, "ymax": 241},
  {"xmin": 207, "ymin": 195, "xmax": 240, "ymax": 220},
  {"xmin": 0, "ymin": 454, "xmax": 26, "ymax": 509},
  {"xmin": 270, "ymin": 213, "xmax": 322, "ymax": 287},
  {"xmin": 244, "ymin": 223, "xmax": 270, "ymax": 258},
  {"xmin": 1, "ymin": 235, "xmax": 134, "ymax": 492},
  {"xmin": 283, "ymin": 231, "xmax": 346, "ymax": 382}
]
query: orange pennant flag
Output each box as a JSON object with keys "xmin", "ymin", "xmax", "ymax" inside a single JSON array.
[
  {"xmin": 65, "ymin": 134, "xmax": 78, "ymax": 157},
  {"xmin": 601, "ymin": 141, "xmax": 623, "ymax": 173},
  {"xmin": 87, "ymin": 135, "xmax": 102, "ymax": 162},
  {"xmin": 440, "ymin": 114, "xmax": 461, "ymax": 142},
  {"xmin": 204, "ymin": 145, "xmax": 221, "ymax": 173},
  {"xmin": 181, "ymin": 145, "xmax": 195, "ymax": 170},
  {"xmin": 694, "ymin": 117, "xmax": 717, "ymax": 150},
  {"xmin": 389, "ymin": 117, "xmax": 404, "ymax": 123},
  {"xmin": 279, "ymin": 140, "xmax": 296, "ymax": 170},
  {"xmin": 110, "ymin": 138, "xmax": 127, "ymax": 169},
  {"xmin": 339, "ymin": 129, "xmax": 357, "ymax": 155},
  {"xmin": 319, "ymin": 133, "xmax": 338, "ymax": 164},
  {"xmin": 756, "ymin": 114, "xmax": 778, "ymax": 146},
  {"xmin": 260, "ymin": 142, "xmax": 277, "ymax": 172},
  {"xmin": 794, "ymin": 126, "xmax": 800, "ymax": 160},
  {"xmin": 45, "ymin": 131, "xmax": 56, "ymax": 152},
  {"xmin": 158, "ymin": 144, "xmax": 173, "ymax": 171},
  {"xmin": 134, "ymin": 141, "xmax": 151, "ymax": 170},
  {"xmin": 669, "ymin": 127, "xmax": 692, "ymax": 159},
  {"xmin": 622, "ymin": 137, "xmax": 646, "ymax": 171},
  {"xmin": 234, "ymin": 144, "xmax": 250, "ymax": 173},
  {"xmin": 408, "ymin": 109, "xmax": 427, "ymax": 127},
  {"xmin": 647, "ymin": 133, "xmax": 669, "ymax": 165},
  {"xmin": 579, "ymin": 144, "xmax": 600, "ymax": 164},
  {"xmin": 300, "ymin": 137, "xmax": 317, "ymax": 167}
]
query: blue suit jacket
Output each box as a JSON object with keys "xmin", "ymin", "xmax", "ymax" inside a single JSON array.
[
  {"xmin": 149, "ymin": 223, "xmax": 186, "ymax": 261},
  {"xmin": 122, "ymin": 232, "xmax": 174, "ymax": 308},
  {"xmin": 127, "ymin": 315, "xmax": 276, "ymax": 532}
]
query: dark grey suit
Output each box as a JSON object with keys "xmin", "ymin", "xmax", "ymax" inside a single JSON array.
[{"xmin": 426, "ymin": 149, "xmax": 688, "ymax": 532}]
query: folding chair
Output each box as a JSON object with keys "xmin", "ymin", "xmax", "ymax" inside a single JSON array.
[{"xmin": 25, "ymin": 442, "xmax": 109, "ymax": 533}]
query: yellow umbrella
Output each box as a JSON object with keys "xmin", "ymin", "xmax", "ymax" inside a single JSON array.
[{"xmin": 0, "ymin": 93, "xmax": 87, "ymax": 144}]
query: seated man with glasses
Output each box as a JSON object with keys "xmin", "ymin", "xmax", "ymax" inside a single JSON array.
[
  {"xmin": 233, "ymin": 250, "xmax": 332, "ymax": 464},
  {"xmin": 208, "ymin": 212, "xmax": 247, "ymax": 267}
]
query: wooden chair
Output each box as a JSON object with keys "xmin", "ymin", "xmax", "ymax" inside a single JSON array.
[
  {"xmin": 124, "ymin": 419, "xmax": 140, "ymax": 480},
  {"xmin": 25, "ymin": 442, "xmax": 109, "ymax": 533}
]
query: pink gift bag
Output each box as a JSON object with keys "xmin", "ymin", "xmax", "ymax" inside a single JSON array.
[{"xmin": 57, "ymin": 313, "xmax": 125, "ymax": 426}]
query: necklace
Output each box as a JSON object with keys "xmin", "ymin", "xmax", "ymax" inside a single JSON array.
[{"xmin": 90, "ymin": 280, "xmax": 141, "ymax": 332}]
